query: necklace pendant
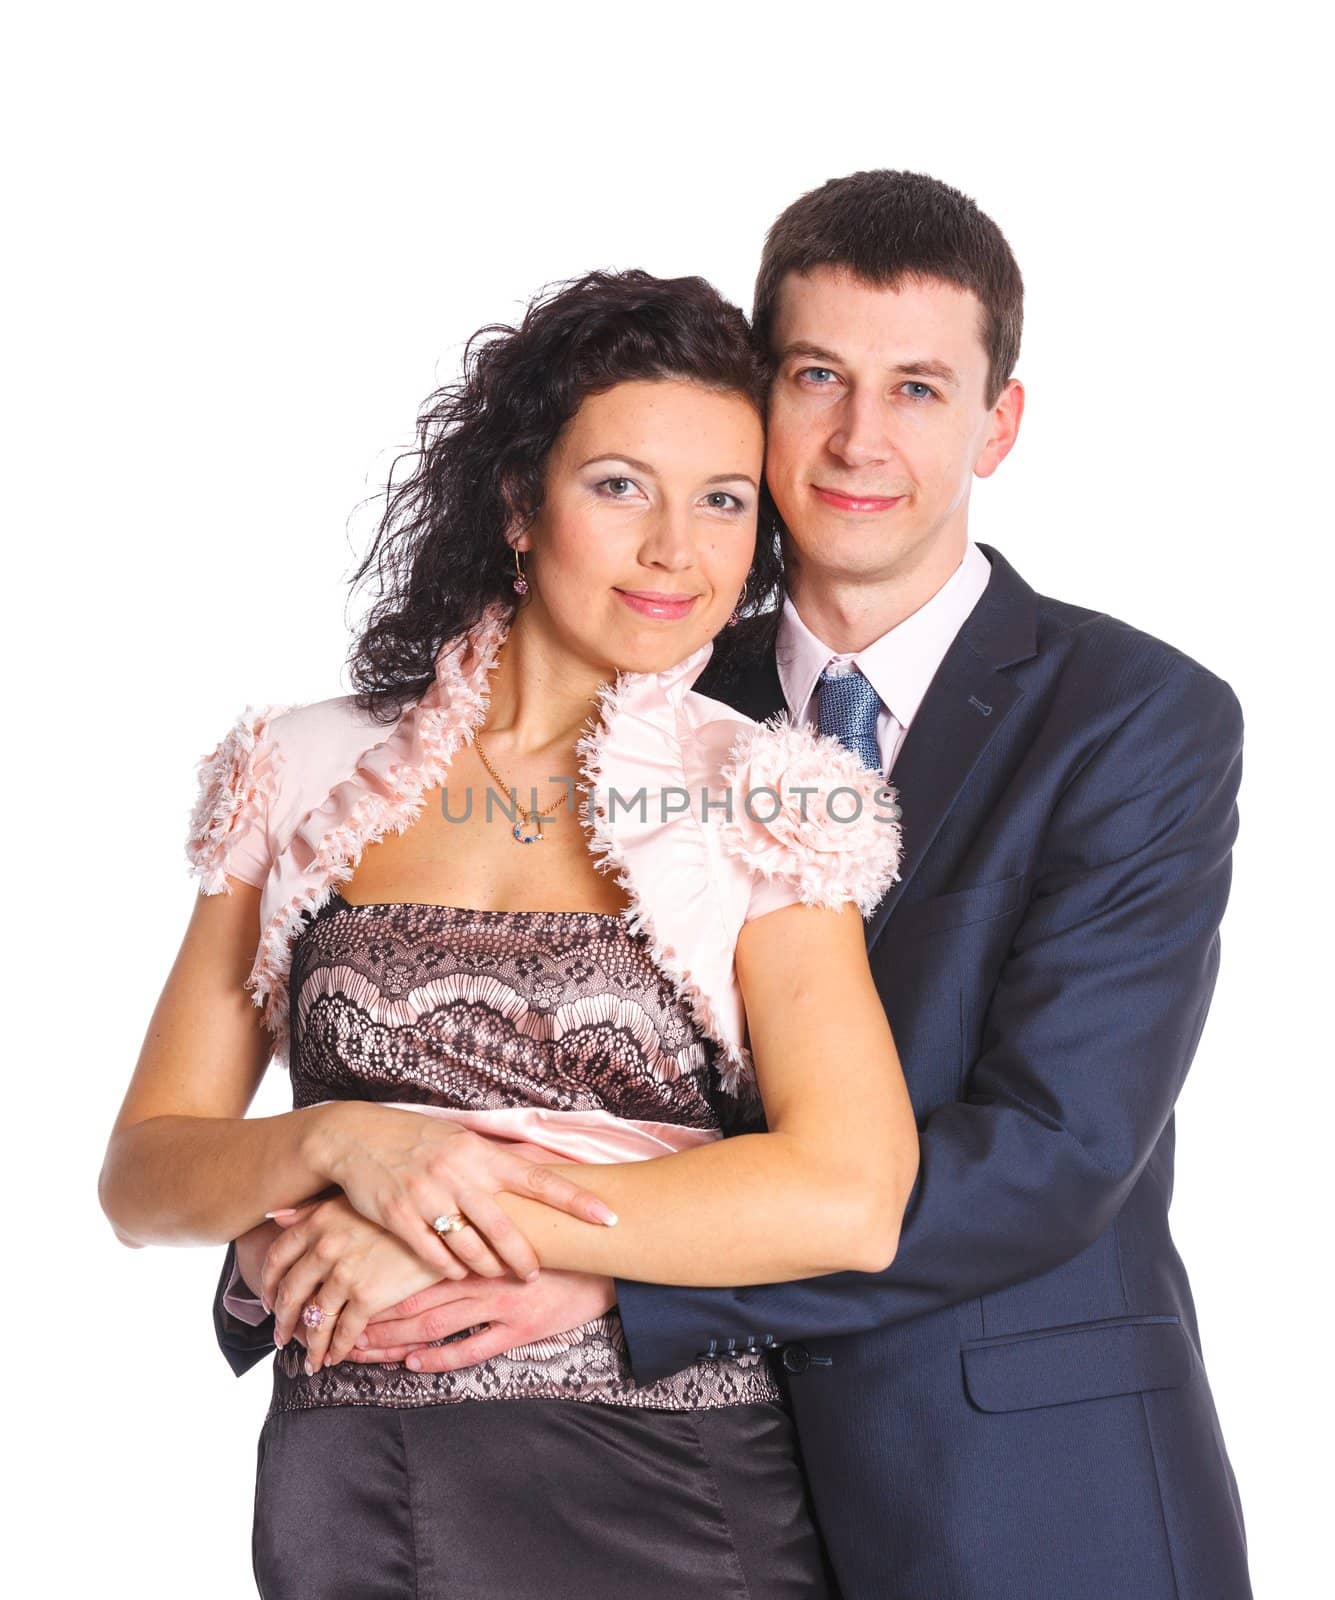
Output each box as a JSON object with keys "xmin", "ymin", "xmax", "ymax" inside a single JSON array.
[{"xmin": 513, "ymin": 814, "xmax": 544, "ymax": 845}]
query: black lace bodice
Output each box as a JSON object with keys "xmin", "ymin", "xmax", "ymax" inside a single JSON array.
[{"xmin": 268, "ymin": 892, "xmax": 780, "ymax": 1415}]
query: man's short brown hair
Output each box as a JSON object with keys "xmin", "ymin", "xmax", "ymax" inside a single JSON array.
[{"xmin": 753, "ymin": 169, "xmax": 1023, "ymax": 407}]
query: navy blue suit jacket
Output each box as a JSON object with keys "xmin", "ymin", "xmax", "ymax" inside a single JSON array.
[{"xmin": 210, "ymin": 544, "xmax": 1252, "ymax": 1599}]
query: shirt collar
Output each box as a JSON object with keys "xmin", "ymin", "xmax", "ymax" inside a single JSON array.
[{"xmin": 775, "ymin": 541, "xmax": 993, "ymax": 727}]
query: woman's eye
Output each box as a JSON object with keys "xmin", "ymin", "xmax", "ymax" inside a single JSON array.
[
  {"xmin": 702, "ymin": 491, "xmax": 744, "ymax": 512},
  {"xmin": 598, "ymin": 477, "xmax": 637, "ymax": 498},
  {"xmin": 902, "ymin": 381, "xmax": 936, "ymax": 401}
]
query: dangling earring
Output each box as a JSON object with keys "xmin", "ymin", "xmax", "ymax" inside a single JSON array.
[
  {"xmin": 512, "ymin": 546, "xmax": 529, "ymax": 597},
  {"xmin": 727, "ymin": 578, "xmax": 748, "ymax": 627}
]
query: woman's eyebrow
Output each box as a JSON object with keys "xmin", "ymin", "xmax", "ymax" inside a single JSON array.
[
  {"xmin": 578, "ymin": 454, "xmax": 757, "ymax": 490},
  {"xmin": 577, "ymin": 453, "xmax": 658, "ymax": 475}
]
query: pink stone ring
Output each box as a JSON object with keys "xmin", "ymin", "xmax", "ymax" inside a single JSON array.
[{"xmin": 301, "ymin": 1301, "xmax": 326, "ymax": 1329}]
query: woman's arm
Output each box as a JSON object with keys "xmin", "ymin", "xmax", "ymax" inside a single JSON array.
[
  {"xmin": 98, "ymin": 881, "xmax": 337, "ymax": 1246},
  {"xmin": 481, "ymin": 899, "xmax": 919, "ymax": 1286},
  {"xmin": 257, "ymin": 897, "xmax": 914, "ymax": 1360},
  {"xmin": 98, "ymin": 880, "xmax": 612, "ymax": 1280}
]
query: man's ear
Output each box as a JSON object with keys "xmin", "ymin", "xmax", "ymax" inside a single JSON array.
[{"xmin": 974, "ymin": 378, "xmax": 1025, "ymax": 480}]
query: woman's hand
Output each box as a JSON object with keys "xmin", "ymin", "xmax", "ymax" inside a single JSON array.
[
  {"xmin": 262, "ymin": 1194, "xmax": 450, "ymax": 1370},
  {"xmin": 309, "ymin": 1103, "xmax": 618, "ymax": 1281}
]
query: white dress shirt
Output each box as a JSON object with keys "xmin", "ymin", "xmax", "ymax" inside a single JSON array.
[{"xmin": 775, "ymin": 541, "xmax": 993, "ymax": 775}]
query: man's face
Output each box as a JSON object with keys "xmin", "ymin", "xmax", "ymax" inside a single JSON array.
[{"xmin": 764, "ymin": 265, "xmax": 1021, "ymax": 582}]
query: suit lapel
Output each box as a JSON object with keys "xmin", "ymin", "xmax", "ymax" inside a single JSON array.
[
  {"xmin": 694, "ymin": 633, "xmax": 787, "ymax": 723},
  {"xmin": 862, "ymin": 544, "xmax": 1039, "ymax": 952},
  {"xmin": 697, "ymin": 545, "xmax": 1041, "ymax": 955},
  {"xmin": 861, "ymin": 646, "xmax": 1023, "ymax": 951}
]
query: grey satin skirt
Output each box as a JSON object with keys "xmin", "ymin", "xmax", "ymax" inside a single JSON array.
[{"xmin": 251, "ymin": 1397, "xmax": 834, "ymax": 1599}]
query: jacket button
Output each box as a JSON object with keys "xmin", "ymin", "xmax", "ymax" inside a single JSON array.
[{"xmin": 781, "ymin": 1344, "xmax": 811, "ymax": 1374}]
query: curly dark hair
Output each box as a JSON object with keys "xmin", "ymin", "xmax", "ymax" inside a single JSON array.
[{"xmin": 345, "ymin": 268, "xmax": 783, "ymax": 723}]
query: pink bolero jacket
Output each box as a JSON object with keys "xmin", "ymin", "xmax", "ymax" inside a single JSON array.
[{"xmin": 185, "ymin": 601, "xmax": 905, "ymax": 1101}]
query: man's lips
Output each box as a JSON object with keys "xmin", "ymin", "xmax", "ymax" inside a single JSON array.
[
  {"xmin": 615, "ymin": 589, "xmax": 700, "ymax": 619},
  {"xmin": 813, "ymin": 485, "xmax": 907, "ymax": 513}
]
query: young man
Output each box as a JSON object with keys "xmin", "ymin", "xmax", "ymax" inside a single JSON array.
[{"xmin": 213, "ymin": 171, "xmax": 1252, "ymax": 1599}]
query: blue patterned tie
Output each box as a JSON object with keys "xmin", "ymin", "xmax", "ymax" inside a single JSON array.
[{"xmin": 816, "ymin": 665, "xmax": 884, "ymax": 771}]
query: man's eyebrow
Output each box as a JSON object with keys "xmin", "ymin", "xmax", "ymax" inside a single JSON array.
[
  {"xmin": 577, "ymin": 453, "xmax": 758, "ymax": 490},
  {"xmin": 776, "ymin": 341, "xmax": 845, "ymax": 366},
  {"xmin": 777, "ymin": 343, "xmax": 961, "ymax": 390},
  {"xmin": 893, "ymin": 359, "xmax": 960, "ymax": 389}
]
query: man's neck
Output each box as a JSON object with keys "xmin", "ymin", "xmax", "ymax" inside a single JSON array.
[{"xmin": 784, "ymin": 533, "xmax": 970, "ymax": 654}]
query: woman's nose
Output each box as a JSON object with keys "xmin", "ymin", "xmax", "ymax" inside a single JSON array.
[{"xmin": 638, "ymin": 505, "xmax": 697, "ymax": 570}]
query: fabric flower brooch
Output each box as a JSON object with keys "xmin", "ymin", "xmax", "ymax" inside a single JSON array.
[
  {"xmin": 184, "ymin": 703, "xmax": 289, "ymax": 895},
  {"xmin": 714, "ymin": 717, "xmax": 905, "ymax": 917}
]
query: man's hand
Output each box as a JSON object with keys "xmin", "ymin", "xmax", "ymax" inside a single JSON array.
[
  {"xmin": 346, "ymin": 1269, "xmax": 618, "ymax": 1372},
  {"xmin": 234, "ymin": 1217, "xmax": 282, "ymax": 1306}
]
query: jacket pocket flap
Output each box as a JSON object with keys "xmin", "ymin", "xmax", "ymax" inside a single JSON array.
[{"xmin": 961, "ymin": 1316, "xmax": 1191, "ymax": 1413}]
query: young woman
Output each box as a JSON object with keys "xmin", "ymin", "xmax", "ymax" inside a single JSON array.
[{"xmin": 99, "ymin": 269, "xmax": 915, "ymax": 1598}]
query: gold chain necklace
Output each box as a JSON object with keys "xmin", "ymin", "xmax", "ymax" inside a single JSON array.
[{"xmin": 470, "ymin": 733, "xmax": 582, "ymax": 845}]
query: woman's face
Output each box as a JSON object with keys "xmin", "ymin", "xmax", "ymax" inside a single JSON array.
[{"xmin": 512, "ymin": 378, "xmax": 763, "ymax": 677}]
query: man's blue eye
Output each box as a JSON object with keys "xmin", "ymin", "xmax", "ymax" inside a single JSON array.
[
  {"xmin": 904, "ymin": 382, "xmax": 934, "ymax": 400},
  {"xmin": 799, "ymin": 367, "xmax": 836, "ymax": 384}
]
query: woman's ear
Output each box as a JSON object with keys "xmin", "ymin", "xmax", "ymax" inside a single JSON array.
[{"xmin": 499, "ymin": 475, "xmax": 537, "ymax": 552}]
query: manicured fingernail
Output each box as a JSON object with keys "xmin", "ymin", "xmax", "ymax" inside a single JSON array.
[
  {"xmin": 594, "ymin": 1205, "xmax": 618, "ymax": 1225},
  {"xmin": 524, "ymin": 1269, "xmax": 540, "ymax": 1283},
  {"xmin": 274, "ymin": 1331, "xmax": 284, "ymax": 1347},
  {"xmin": 406, "ymin": 1355, "xmax": 421, "ymax": 1371},
  {"xmin": 303, "ymin": 1358, "xmax": 313, "ymax": 1376},
  {"xmin": 264, "ymin": 1209, "xmax": 297, "ymax": 1219}
]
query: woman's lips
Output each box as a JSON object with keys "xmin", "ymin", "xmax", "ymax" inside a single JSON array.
[
  {"xmin": 813, "ymin": 486, "xmax": 906, "ymax": 513},
  {"xmin": 615, "ymin": 589, "xmax": 700, "ymax": 620}
]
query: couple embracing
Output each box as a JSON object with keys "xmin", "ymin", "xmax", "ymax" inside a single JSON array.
[{"xmin": 101, "ymin": 169, "xmax": 1252, "ymax": 1598}]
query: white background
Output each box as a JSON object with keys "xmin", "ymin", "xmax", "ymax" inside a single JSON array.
[{"xmin": 5, "ymin": 3, "xmax": 1328, "ymax": 1594}]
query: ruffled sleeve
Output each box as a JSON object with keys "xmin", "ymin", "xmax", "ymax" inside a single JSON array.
[
  {"xmin": 713, "ymin": 717, "xmax": 904, "ymax": 922},
  {"xmin": 185, "ymin": 704, "xmax": 290, "ymax": 894}
]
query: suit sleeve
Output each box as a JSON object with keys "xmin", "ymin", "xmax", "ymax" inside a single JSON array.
[
  {"xmin": 615, "ymin": 662, "xmax": 1244, "ymax": 1382},
  {"xmin": 212, "ymin": 1240, "xmax": 278, "ymax": 1378}
]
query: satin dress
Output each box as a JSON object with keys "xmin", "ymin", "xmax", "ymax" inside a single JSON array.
[{"xmin": 250, "ymin": 891, "xmax": 833, "ymax": 1599}]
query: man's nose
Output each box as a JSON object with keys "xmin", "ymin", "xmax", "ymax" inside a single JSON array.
[{"xmin": 826, "ymin": 390, "xmax": 893, "ymax": 469}]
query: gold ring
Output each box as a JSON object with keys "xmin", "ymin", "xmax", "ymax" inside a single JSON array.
[{"xmin": 431, "ymin": 1212, "xmax": 471, "ymax": 1236}]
